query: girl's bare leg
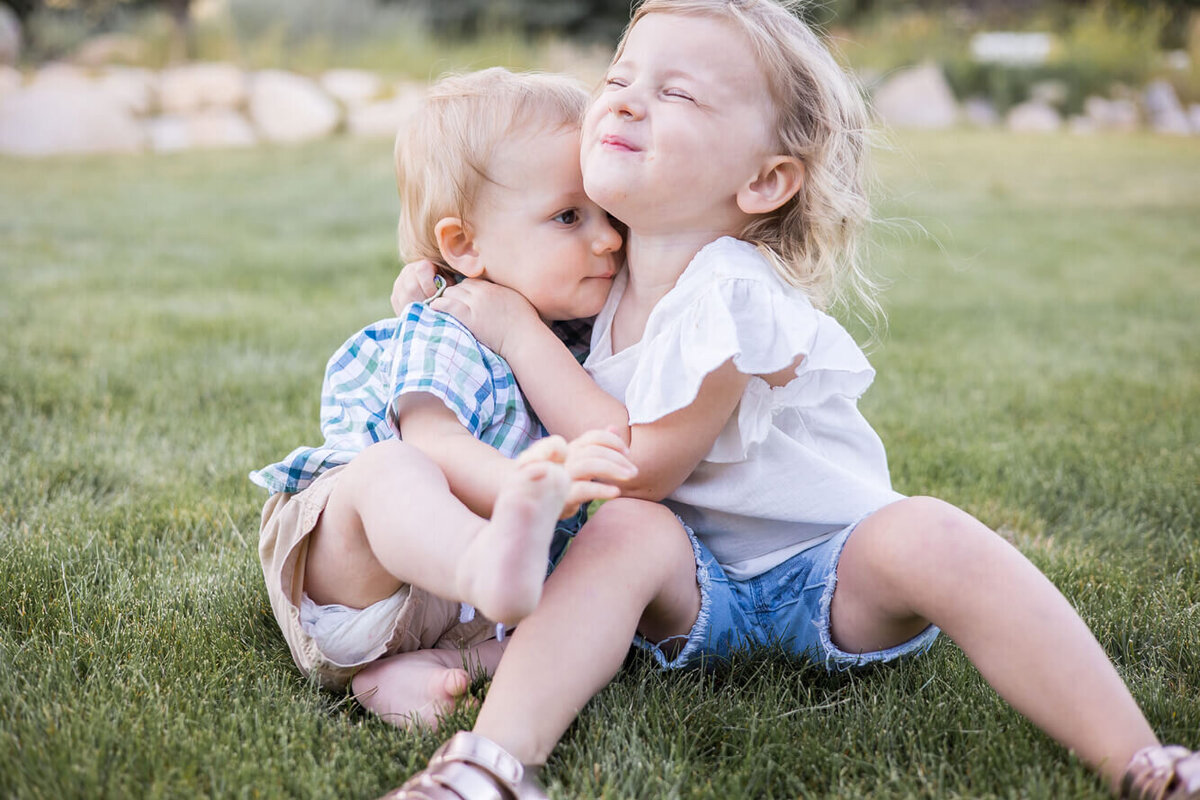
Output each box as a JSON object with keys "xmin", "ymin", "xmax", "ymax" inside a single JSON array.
[
  {"xmin": 831, "ymin": 496, "xmax": 1159, "ymax": 789},
  {"xmin": 471, "ymin": 499, "xmax": 702, "ymax": 765}
]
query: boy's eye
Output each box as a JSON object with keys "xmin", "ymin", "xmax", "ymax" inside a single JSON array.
[
  {"xmin": 664, "ymin": 88, "xmax": 694, "ymax": 102},
  {"xmin": 554, "ymin": 209, "xmax": 579, "ymax": 225},
  {"xmin": 604, "ymin": 77, "xmax": 627, "ymax": 89}
]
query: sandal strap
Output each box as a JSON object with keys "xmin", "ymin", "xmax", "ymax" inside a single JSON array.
[
  {"xmin": 1122, "ymin": 745, "xmax": 1198, "ymax": 800},
  {"xmin": 381, "ymin": 732, "xmax": 542, "ymax": 800},
  {"xmin": 430, "ymin": 731, "xmax": 525, "ymax": 788}
]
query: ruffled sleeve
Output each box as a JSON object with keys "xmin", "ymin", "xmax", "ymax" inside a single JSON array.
[
  {"xmin": 387, "ymin": 302, "xmax": 496, "ymax": 438},
  {"xmin": 624, "ymin": 237, "xmax": 876, "ymax": 462}
]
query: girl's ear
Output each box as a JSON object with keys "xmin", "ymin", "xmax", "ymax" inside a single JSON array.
[
  {"xmin": 736, "ymin": 156, "xmax": 805, "ymax": 215},
  {"xmin": 434, "ymin": 217, "xmax": 484, "ymax": 278}
]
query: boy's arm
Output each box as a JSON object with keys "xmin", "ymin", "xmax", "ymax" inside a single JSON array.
[
  {"xmin": 432, "ymin": 282, "xmax": 748, "ymax": 502},
  {"xmin": 396, "ymin": 393, "xmax": 635, "ymax": 518}
]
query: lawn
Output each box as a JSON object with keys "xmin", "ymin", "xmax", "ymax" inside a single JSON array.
[{"xmin": 1, "ymin": 131, "xmax": 1197, "ymax": 799}]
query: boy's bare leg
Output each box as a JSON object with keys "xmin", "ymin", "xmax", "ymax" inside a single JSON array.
[
  {"xmin": 306, "ymin": 439, "xmax": 569, "ymax": 623},
  {"xmin": 830, "ymin": 496, "xmax": 1159, "ymax": 790},
  {"xmin": 352, "ymin": 639, "xmax": 507, "ymax": 730},
  {"xmin": 302, "ymin": 439, "xmax": 569, "ymax": 727},
  {"xmin": 471, "ymin": 499, "xmax": 701, "ymax": 765}
]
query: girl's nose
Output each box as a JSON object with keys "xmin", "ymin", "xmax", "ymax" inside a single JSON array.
[{"xmin": 608, "ymin": 86, "xmax": 644, "ymax": 121}]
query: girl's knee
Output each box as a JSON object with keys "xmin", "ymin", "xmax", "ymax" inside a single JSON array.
[
  {"xmin": 583, "ymin": 499, "xmax": 687, "ymax": 550},
  {"xmin": 855, "ymin": 496, "xmax": 994, "ymax": 574}
]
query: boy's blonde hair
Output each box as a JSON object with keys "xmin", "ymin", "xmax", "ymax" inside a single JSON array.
[
  {"xmin": 619, "ymin": 0, "xmax": 878, "ymax": 320},
  {"xmin": 394, "ymin": 67, "xmax": 589, "ymax": 267}
]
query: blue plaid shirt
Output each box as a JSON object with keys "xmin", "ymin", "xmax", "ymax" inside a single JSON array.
[{"xmin": 250, "ymin": 303, "xmax": 593, "ymax": 496}]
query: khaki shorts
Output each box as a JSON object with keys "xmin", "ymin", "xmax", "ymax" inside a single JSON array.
[{"xmin": 258, "ymin": 465, "xmax": 497, "ymax": 690}]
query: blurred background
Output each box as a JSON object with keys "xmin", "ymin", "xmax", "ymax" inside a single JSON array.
[{"xmin": 1, "ymin": 0, "xmax": 1199, "ymax": 155}]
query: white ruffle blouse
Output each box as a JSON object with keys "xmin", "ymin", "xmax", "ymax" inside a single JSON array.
[{"xmin": 584, "ymin": 237, "xmax": 903, "ymax": 580}]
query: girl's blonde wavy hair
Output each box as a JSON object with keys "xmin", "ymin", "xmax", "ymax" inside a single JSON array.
[
  {"xmin": 618, "ymin": 0, "xmax": 881, "ymax": 324},
  {"xmin": 394, "ymin": 68, "xmax": 589, "ymax": 268}
]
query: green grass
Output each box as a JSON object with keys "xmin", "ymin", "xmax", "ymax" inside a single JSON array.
[{"xmin": 1, "ymin": 131, "xmax": 1198, "ymax": 799}]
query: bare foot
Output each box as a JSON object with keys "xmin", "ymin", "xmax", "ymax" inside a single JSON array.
[
  {"xmin": 351, "ymin": 649, "xmax": 475, "ymax": 731},
  {"xmin": 455, "ymin": 460, "xmax": 570, "ymax": 625}
]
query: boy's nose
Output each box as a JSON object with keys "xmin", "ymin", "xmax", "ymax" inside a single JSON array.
[{"xmin": 593, "ymin": 219, "xmax": 623, "ymax": 255}]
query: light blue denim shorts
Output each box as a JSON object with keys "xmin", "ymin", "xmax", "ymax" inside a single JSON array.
[{"xmin": 634, "ymin": 518, "xmax": 940, "ymax": 671}]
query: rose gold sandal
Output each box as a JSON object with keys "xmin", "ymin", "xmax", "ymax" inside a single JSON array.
[
  {"xmin": 380, "ymin": 731, "xmax": 547, "ymax": 800},
  {"xmin": 1121, "ymin": 745, "xmax": 1200, "ymax": 800}
]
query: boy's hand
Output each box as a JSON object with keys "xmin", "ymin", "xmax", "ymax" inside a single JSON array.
[
  {"xmin": 517, "ymin": 430, "xmax": 637, "ymax": 518},
  {"xmin": 431, "ymin": 279, "xmax": 538, "ymax": 356},
  {"xmin": 391, "ymin": 260, "xmax": 442, "ymax": 315}
]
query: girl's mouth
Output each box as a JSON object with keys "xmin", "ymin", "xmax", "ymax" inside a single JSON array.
[{"xmin": 600, "ymin": 135, "xmax": 639, "ymax": 153}]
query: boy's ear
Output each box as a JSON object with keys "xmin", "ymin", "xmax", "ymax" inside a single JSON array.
[
  {"xmin": 434, "ymin": 217, "xmax": 484, "ymax": 278},
  {"xmin": 736, "ymin": 156, "xmax": 805, "ymax": 216}
]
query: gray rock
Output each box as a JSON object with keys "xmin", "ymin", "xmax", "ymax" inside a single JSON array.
[
  {"xmin": 189, "ymin": 109, "xmax": 257, "ymax": 148},
  {"xmin": 249, "ymin": 70, "xmax": 340, "ymax": 143},
  {"xmin": 146, "ymin": 109, "xmax": 258, "ymax": 152},
  {"xmin": 1006, "ymin": 101, "xmax": 1061, "ymax": 133},
  {"xmin": 1029, "ymin": 79, "xmax": 1068, "ymax": 108},
  {"xmin": 29, "ymin": 63, "xmax": 93, "ymax": 91},
  {"xmin": 962, "ymin": 97, "xmax": 999, "ymax": 127},
  {"xmin": 160, "ymin": 63, "xmax": 247, "ymax": 113},
  {"xmin": 1068, "ymin": 115, "xmax": 1097, "ymax": 135},
  {"xmin": 145, "ymin": 115, "xmax": 191, "ymax": 152},
  {"xmin": 346, "ymin": 85, "xmax": 422, "ymax": 139},
  {"xmin": 0, "ymin": 65, "xmax": 20, "ymax": 97},
  {"xmin": 320, "ymin": 69, "xmax": 382, "ymax": 107},
  {"xmin": 97, "ymin": 67, "xmax": 158, "ymax": 116},
  {"xmin": 0, "ymin": 85, "xmax": 146, "ymax": 156},
  {"xmin": 72, "ymin": 33, "xmax": 146, "ymax": 67},
  {"xmin": 0, "ymin": 4, "xmax": 19, "ymax": 67},
  {"xmin": 1189, "ymin": 104, "xmax": 1200, "ymax": 135},
  {"xmin": 872, "ymin": 64, "xmax": 959, "ymax": 129},
  {"xmin": 1143, "ymin": 79, "xmax": 1189, "ymax": 135}
]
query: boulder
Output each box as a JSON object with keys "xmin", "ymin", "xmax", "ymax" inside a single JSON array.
[
  {"xmin": 1006, "ymin": 101, "xmax": 1061, "ymax": 133},
  {"xmin": 160, "ymin": 62, "xmax": 247, "ymax": 113},
  {"xmin": 346, "ymin": 85, "xmax": 422, "ymax": 139},
  {"xmin": 320, "ymin": 69, "xmax": 383, "ymax": 107},
  {"xmin": 30, "ymin": 63, "xmax": 93, "ymax": 91},
  {"xmin": 189, "ymin": 108, "xmax": 257, "ymax": 148},
  {"xmin": 97, "ymin": 67, "xmax": 158, "ymax": 116},
  {"xmin": 872, "ymin": 63, "xmax": 958, "ymax": 129},
  {"xmin": 1142, "ymin": 80, "xmax": 1189, "ymax": 135},
  {"xmin": 249, "ymin": 70, "xmax": 340, "ymax": 143},
  {"xmin": 1083, "ymin": 96, "xmax": 1141, "ymax": 133},
  {"xmin": 145, "ymin": 114, "xmax": 191, "ymax": 152},
  {"xmin": 0, "ymin": 65, "xmax": 20, "ymax": 97},
  {"xmin": 0, "ymin": 85, "xmax": 146, "ymax": 156},
  {"xmin": 73, "ymin": 33, "xmax": 146, "ymax": 67},
  {"xmin": 1190, "ymin": 105, "xmax": 1200, "ymax": 135},
  {"xmin": 146, "ymin": 109, "xmax": 258, "ymax": 152},
  {"xmin": 0, "ymin": 3, "xmax": 19, "ymax": 67},
  {"xmin": 962, "ymin": 97, "xmax": 999, "ymax": 127}
]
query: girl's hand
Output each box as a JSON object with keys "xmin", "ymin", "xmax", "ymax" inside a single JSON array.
[
  {"xmin": 431, "ymin": 279, "xmax": 539, "ymax": 355},
  {"xmin": 517, "ymin": 429, "xmax": 637, "ymax": 518},
  {"xmin": 391, "ymin": 260, "xmax": 442, "ymax": 315}
]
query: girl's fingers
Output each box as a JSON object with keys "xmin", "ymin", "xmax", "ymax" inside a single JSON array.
[
  {"xmin": 564, "ymin": 481, "xmax": 620, "ymax": 510},
  {"xmin": 565, "ymin": 452, "xmax": 637, "ymax": 482}
]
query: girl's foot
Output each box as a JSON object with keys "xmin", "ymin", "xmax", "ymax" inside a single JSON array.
[
  {"xmin": 455, "ymin": 460, "xmax": 569, "ymax": 625},
  {"xmin": 351, "ymin": 649, "xmax": 474, "ymax": 731},
  {"xmin": 380, "ymin": 731, "xmax": 547, "ymax": 800},
  {"xmin": 1121, "ymin": 745, "xmax": 1200, "ymax": 800}
]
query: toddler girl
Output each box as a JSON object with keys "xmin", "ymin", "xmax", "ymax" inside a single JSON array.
[{"xmin": 387, "ymin": 2, "xmax": 1199, "ymax": 798}]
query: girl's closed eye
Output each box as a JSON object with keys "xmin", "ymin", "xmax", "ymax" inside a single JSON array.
[
  {"xmin": 663, "ymin": 88, "xmax": 695, "ymax": 102},
  {"xmin": 553, "ymin": 209, "xmax": 580, "ymax": 226}
]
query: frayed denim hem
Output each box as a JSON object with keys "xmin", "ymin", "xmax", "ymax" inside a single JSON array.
[
  {"xmin": 631, "ymin": 517, "xmax": 714, "ymax": 671},
  {"xmin": 814, "ymin": 518, "xmax": 940, "ymax": 672}
]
